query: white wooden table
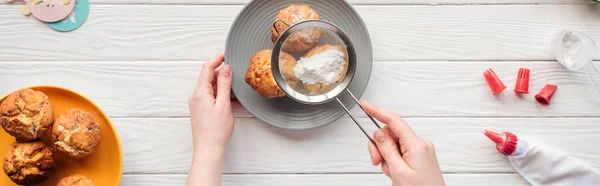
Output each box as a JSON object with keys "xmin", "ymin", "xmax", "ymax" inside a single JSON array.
[{"xmin": 2, "ymin": 0, "xmax": 600, "ymax": 185}]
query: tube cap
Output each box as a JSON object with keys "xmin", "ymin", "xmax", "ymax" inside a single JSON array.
[
  {"xmin": 535, "ymin": 84, "xmax": 558, "ymax": 106},
  {"xmin": 514, "ymin": 68, "xmax": 530, "ymax": 94},
  {"xmin": 483, "ymin": 68, "xmax": 506, "ymax": 95},
  {"xmin": 484, "ymin": 130, "xmax": 518, "ymax": 156}
]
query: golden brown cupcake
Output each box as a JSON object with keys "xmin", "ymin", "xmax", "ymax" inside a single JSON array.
[
  {"xmin": 245, "ymin": 50, "xmax": 298, "ymax": 98},
  {"xmin": 0, "ymin": 88, "xmax": 54, "ymax": 142},
  {"xmin": 52, "ymin": 109, "xmax": 101, "ymax": 159},
  {"xmin": 271, "ymin": 4, "xmax": 322, "ymax": 53},
  {"xmin": 301, "ymin": 44, "xmax": 349, "ymax": 95},
  {"xmin": 57, "ymin": 174, "xmax": 96, "ymax": 186},
  {"xmin": 3, "ymin": 141, "xmax": 55, "ymax": 185}
]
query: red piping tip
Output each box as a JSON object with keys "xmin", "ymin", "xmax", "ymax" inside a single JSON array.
[
  {"xmin": 484, "ymin": 130, "xmax": 504, "ymax": 145},
  {"xmin": 483, "ymin": 130, "xmax": 518, "ymax": 156},
  {"xmin": 483, "ymin": 68, "xmax": 507, "ymax": 95},
  {"xmin": 535, "ymin": 84, "xmax": 558, "ymax": 106},
  {"xmin": 514, "ymin": 68, "xmax": 530, "ymax": 94}
]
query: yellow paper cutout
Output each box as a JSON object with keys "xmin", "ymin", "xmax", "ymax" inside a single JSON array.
[{"xmin": 21, "ymin": 5, "xmax": 31, "ymax": 15}]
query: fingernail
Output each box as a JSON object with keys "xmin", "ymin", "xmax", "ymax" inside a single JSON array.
[
  {"xmin": 221, "ymin": 65, "xmax": 231, "ymax": 77},
  {"xmin": 374, "ymin": 130, "xmax": 387, "ymax": 143}
]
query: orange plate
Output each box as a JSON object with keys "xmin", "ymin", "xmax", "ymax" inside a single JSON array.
[{"xmin": 0, "ymin": 86, "xmax": 123, "ymax": 186}]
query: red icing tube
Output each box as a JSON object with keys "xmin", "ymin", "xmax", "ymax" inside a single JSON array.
[
  {"xmin": 535, "ymin": 84, "xmax": 558, "ymax": 106},
  {"xmin": 483, "ymin": 130, "xmax": 518, "ymax": 156},
  {"xmin": 514, "ymin": 68, "xmax": 530, "ymax": 94},
  {"xmin": 483, "ymin": 68, "xmax": 506, "ymax": 95},
  {"xmin": 484, "ymin": 129, "xmax": 600, "ymax": 185}
]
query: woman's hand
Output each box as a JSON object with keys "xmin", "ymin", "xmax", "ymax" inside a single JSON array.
[
  {"xmin": 189, "ymin": 52, "xmax": 234, "ymax": 151},
  {"xmin": 363, "ymin": 101, "xmax": 445, "ymax": 186},
  {"xmin": 186, "ymin": 53, "xmax": 234, "ymax": 186}
]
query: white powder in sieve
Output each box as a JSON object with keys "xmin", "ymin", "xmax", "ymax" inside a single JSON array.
[
  {"xmin": 294, "ymin": 48, "xmax": 345, "ymax": 85},
  {"xmin": 562, "ymin": 31, "xmax": 583, "ymax": 69}
]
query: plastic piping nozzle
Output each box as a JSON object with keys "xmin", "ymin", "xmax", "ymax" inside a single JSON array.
[
  {"xmin": 514, "ymin": 68, "xmax": 530, "ymax": 94},
  {"xmin": 484, "ymin": 130, "xmax": 518, "ymax": 156},
  {"xmin": 535, "ymin": 84, "xmax": 558, "ymax": 106},
  {"xmin": 484, "ymin": 68, "xmax": 507, "ymax": 95}
]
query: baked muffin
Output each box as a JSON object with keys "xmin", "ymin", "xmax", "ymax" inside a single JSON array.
[
  {"xmin": 52, "ymin": 109, "xmax": 101, "ymax": 159},
  {"xmin": 301, "ymin": 44, "xmax": 348, "ymax": 95},
  {"xmin": 57, "ymin": 174, "xmax": 96, "ymax": 186},
  {"xmin": 0, "ymin": 88, "xmax": 54, "ymax": 142},
  {"xmin": 245, "ymin": 50, "xmax": 298, "ymax": 98},
  {"xmin": 3, "ymin": 141, "xmax": 55, "ymax": 185},
  {"xmin": 271, "ymin": 4, "xmax": 322, "ymax": 53}
]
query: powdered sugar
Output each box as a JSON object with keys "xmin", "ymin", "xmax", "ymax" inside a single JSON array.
[
  {"xmin": 294, "ymin": 48, "xmax": 345, "ymax": 85},
  {"xmin": 563, "ymin": 31, "xmax": 583, "ymax": 69}
]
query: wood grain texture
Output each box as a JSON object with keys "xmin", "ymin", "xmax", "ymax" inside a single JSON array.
[
  {"xmin": 1, "ymin": 61, "xmax": 599, "ymax": 118},
  {"xmin": 1, "ymin": 0, "xmax": 595, "ymax": 5},
  {"xmin": 120, "ymin": 174, "xmax": 530, "ymax": 186},
  {"xmin": 1, "ymin": 5, "xmax": 600, "ymax": 61},
  {"xmin": 115, "ymin": 117, "xmax": 600, "ymax": 174}
]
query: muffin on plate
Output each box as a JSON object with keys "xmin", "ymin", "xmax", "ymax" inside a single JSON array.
[
  {"xmin": 3, "ymin": 141, "xmax": 55, "ymax": 185},
  {"xmin": 245, "ymin": 50, "xmax": 298, "ymax": 98},
  {"xmin": 271, "ymin": 4, "xmax": 322, "ymax": 53},
  {"xmin": 301, "ymin": 44, "xmax": 348, "ymax": 95},
  {"xmin": 0, "ymin": 88, "xmax": 54, "ymax": 142},
  {"xmin": 57, "ymin": 174, "xmax": 96, "ymax": 186},
  {"xmin": 52, "ymin": 109, "xmax": 101, "ymax": 159}
]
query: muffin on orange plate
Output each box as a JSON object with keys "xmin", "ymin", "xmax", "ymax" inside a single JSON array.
[
  {"xmin": 245, "ymin": 50, "xmax": 299, "ymax": 98},
  {"xmin": 271, "ymin": 4, "xmax": 322, "ymax": 53},
  {"xmin": 3, "ymin": 141, "xmax": 55, "ymax": 185},
  {"xmin": 57, "ymin": 174, "xmax": 96, "ymax": 186},
  {"xmin": 0, "ymin": 88, "xmax": 54, "ymax": 142},
  {"xmin": 52, "ymin": 109, "xmax": 101, "ymax": 159},
  {"xmin": 298, "ymin": 44, "xmax": 348, "ymax": 95}
]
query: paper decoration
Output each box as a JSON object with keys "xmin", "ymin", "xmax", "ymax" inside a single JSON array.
[
  {"xmin": 7, "ymin": 0, "xmax": 75, "ymax": 22},
  {"xmin": 47, "ymin": 0, "xmax": 89, "ymax": 32}
]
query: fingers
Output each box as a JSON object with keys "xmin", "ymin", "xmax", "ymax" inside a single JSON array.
[
  {"xmin": 216, "ymin": 65, "xmax": 232, "ymax": 107},
  {"xmin": 368, "ymin": 126, "xmax": 397, "ymax": 166},
  {"xmin": 196, "ymin": 53, "xmax": 225, "ymax": 94},
  {"xmin": 383, "ymin": 125, "xmax": 399, "ymax": 142},
  {"xmin": 212, "ymin": 68, "xmax": 236, "ymax": 101},
  {"xmin": 368, "ymin": 140, "xmax": 382, "ymax": 166},
  {"xmin": 381, "ymin": 161, "xmax": 391, "ymax": 177},
  {"xmin": 373, "ymin": 129, "xmax": 409, "ymax": 171},
  {"xmin": 361, "ymin": 101, "xmax": 400, "ymax": 124},
  {"xmin": 362, "ymin": 101, "xmax": 420, "ymax": 148}
]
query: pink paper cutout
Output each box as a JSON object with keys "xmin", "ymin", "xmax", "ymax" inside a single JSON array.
[{"xmin": 8, "ymin": 0, "xmax": 75, "ymax": 23}]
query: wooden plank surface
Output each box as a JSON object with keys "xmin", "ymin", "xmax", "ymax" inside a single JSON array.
[
  {"xmin": 115, "ymin": 117, "xmax": 600, "ymax": 174},
  {"xmin": 120, "ymin": 174, "xmax": 530, "ymax": 186},
  {"xmin": 3, "ymin": 1, "xmax": 600, "ymax": 185},
  {"xmin": 1, "ymin": 61, "xmax": 598, "ymax": 118},
  {"xmin": 1, "ymin": 5, "xmax": 600, "ymax": 61},
  {"xmin": 1, "ymin": 0, "xmax": 595, "ymax": 5}
]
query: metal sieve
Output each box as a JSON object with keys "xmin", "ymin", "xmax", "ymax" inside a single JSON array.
[{"xmin": 271, "ymin": 20, "xmax": 381, "ymax": 145}]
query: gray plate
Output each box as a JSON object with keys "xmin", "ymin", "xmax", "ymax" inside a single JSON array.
[{"xmin": 225, "ymin": 0, "xmax": 373, "ymax": 130}]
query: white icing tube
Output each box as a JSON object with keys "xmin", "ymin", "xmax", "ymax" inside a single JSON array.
[{"xmin": 484, "ymin": 130, "xmax": 600, "ymax": 186}]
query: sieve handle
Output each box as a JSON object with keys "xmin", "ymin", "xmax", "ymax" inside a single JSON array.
[
  {"xmin": 336, "ymin": 89, "xmax": 383, "ymax": 147},
  {"xmin": 345, "ymin": 89, "xmax": 382, "ymax": 129},
  {"xmin": 272, "ymin": 19, "xmax": 290, "ymax": 36},
  {"xmin": 336, "ymin": 97, "xmax": 377, "ymax": 147}
]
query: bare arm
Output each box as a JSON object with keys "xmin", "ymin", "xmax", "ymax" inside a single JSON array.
[{"xmin": 186, "ymin": 145, "xmax": 226, "ymax": 186}]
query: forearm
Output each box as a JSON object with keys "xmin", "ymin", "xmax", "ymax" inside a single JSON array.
[{"xmin": 186, "ymin": 144, "xmax": 226, "ymax": 186}]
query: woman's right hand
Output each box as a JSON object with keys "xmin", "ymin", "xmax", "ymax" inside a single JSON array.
[{"xmin": 362, "ymin": 101, "xmax": 446, "ymax": 186}]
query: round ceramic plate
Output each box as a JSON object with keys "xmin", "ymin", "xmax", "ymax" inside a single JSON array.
[
  {"xmin": 225, "ymin": 0, "xmax": 373, "ymax": 130},
  {"xmin": 0, "ymin": 86, "xmax": 122, "ymax": 186}
]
